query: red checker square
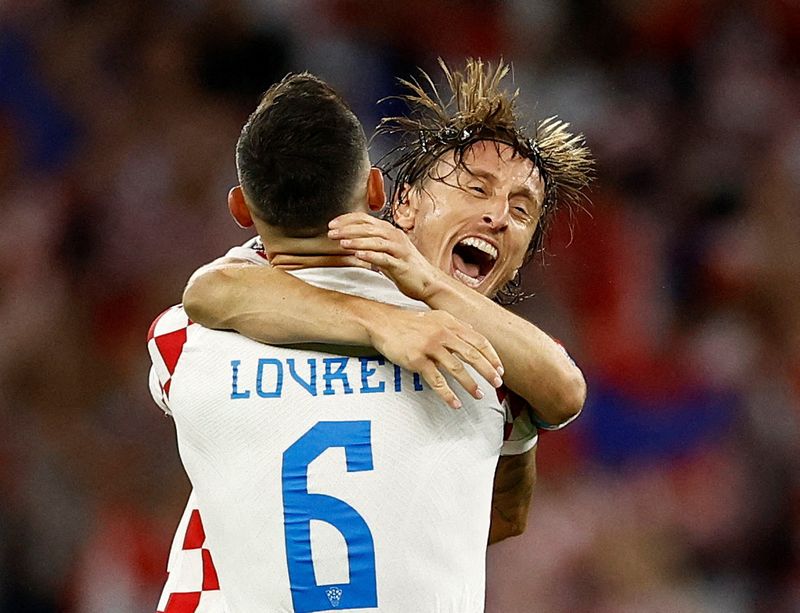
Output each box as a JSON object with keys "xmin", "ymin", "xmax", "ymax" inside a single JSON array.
[
  {"xmin": 162, "ymin": 591, "xmax": 201, "ymax": 613},
  {"xmin": 182, "ymin": 510, "xmax": 206, "ymax": 550}
]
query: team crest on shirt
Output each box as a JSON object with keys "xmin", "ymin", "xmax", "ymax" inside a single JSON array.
[{"xmin": 326, "ymin": 586, "xmax": 343, "ymax": 607}]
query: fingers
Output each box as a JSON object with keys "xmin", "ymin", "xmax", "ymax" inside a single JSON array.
[
  {"xmin": 339, "ymin": 236, "xmax": 402, "ymax": 257},
  {"xmin": 416, "ymin": 362, "xmax": 463, "ymax": 409},
  {"xmin": 453, "ymin": 328, "xmax": 504, "ymax": 383},
  {"xmin": 329, "ymin": 212, "xmax": 382, "ymax": 229},
  {"xmin": 430, "ymin": 346, "xmax": 484, "ymax": 403},
  {"xmin": 411, "ymin": 316, "xmax": 503, "ymax": 408},
  {"xmin": 352, "ymin": 250, "xmax": 398, "ymax": 270},
  {"xmin": 327, "ymin": 218, "xmax": 421, "ymax": 282},
  {"xmin": 329, "ymin": 217, "xmax": 400, "ymax": 242},
  {"xmin": 413, "ymin": 339, "xmax": 499, "ymax": 409},
  {"xmin": 444, "ymin": 336, "xmax": 504, "ymax": 391}
]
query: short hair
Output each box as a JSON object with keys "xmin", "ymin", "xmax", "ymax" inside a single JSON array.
[
  {"xmin": 377, "ymin": 59, "xmax": 594, "ymax": 303},
  {"xmin": 235, "ymin": 73, "xmax": 368, "ymax": 236}
]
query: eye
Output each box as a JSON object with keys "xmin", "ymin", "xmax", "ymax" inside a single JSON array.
[
  {"xmin": 512, "ymin": 205, "xmax": 529, "ymax": 216},
  {"xmin": 470, "ymin": 185, "xmax": 486, "ymax": 195}
]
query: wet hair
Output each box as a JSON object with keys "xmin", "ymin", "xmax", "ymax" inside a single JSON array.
[
  {"xmin": 236, "ymin": 72, "xmax": 368, "ymax": 237},
  {"xmin": 377, "ymin": 58, "xmax": 594, "ymax": 303}
]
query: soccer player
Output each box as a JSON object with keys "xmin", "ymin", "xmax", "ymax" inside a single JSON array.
[
  {"xmin": 183, "ymin": 58, "xmax": 593, "ymax": 532},
  {"xmin": 149, "ymin": 72, "xmax": 541, "ymax": 612}
]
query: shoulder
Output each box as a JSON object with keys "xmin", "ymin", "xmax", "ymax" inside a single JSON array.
[
  {"xmin": 292, "ymin": 267, "xmax": 428, "ymax": 311},
  {"xmin": 223, "ymin": 236, "xmax": 269, "ymax": 265},
  {"xmin": 147, "ymin": 305, "xmax": 197, "ymax": 394},
  {"xmin": 148, "ymin": 304, "xmax": 194, "ymax": 349},
  {"xmin": 187, "ymin": 238, "xmax": 268, "ymax": 286}
]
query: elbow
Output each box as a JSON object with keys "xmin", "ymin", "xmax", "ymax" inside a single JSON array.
[
  {"xmin": 489, "ymin": 516, "xmax": 528, "ymax": 545},
  {"xmin": 182, "ymin": 270, "xmax": 223, "ymax": 327},
  {"xmin": 560, "ymin": 365, "xmax": 588, "ymax": 422},
  {"xmin": 506, "ymin": 511, "xmax": 529, "ymax": 538},
  {"xmin": 489, "ymin": 511, "xmax": 529, "ymax": 544},
  {"xmin": 543, "ymin": 364, "xmax": 587, "ymax": 428}
]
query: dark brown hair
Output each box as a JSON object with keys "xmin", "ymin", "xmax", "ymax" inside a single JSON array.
[{"xmin": 236, "ymin": 73, "xmax": 368, "ymax": 236}]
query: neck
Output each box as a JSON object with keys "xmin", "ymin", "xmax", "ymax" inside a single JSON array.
[
  {"xmin": 264, "ymin": 235, "xmax": 348, "ymax": 258},
  {"xmin": 255, "ymin": 221, "xmax": 354, "ymax": 269}
]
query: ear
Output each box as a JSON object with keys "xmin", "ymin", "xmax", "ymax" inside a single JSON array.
[
  {"xmin": 393, "ymin": 183, "xmax": 417, "ymax": 230},
  {"xmin": 366, "ymin": 167, "xmax": 385, "ymax": 211},
  {"xmin": 228, "ymin": 186, "xmax": 254, "ymax": 228}
]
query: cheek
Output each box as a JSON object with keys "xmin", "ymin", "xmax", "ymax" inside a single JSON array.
[
  {"xmin": 414, "ymin": 209, "xmax": 450, "ymax": 245},
  {"xmin": 407, "ymin": 225, "xmax": 439, "ymax": 260},
  {"xmin": 507, "ymin": 228, "xmax": 535, "ymax": 267},
  {"xmin": 419, "ymin": 203, "xmax": 450, "ymax": 226},
  {"xmin": 494, "ymin": 260, "xmax": 519, "ymax": 288}
]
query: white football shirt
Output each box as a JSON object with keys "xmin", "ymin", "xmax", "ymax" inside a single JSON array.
[{"xmin": 149, "ymin": 261, "xmax": 537, "ymax": 613}]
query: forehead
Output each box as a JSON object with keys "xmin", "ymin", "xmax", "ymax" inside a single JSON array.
[{"xmin": 438, "ymin": 141, "xmax": 543, "ymax": 195}]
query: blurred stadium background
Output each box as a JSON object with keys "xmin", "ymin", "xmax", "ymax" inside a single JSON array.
[{"xmin": 1, "ymin": 0, "xmax": 799, "ymax": 611}]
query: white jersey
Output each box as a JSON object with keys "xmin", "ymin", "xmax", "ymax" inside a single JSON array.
[{"xmin": 149, "ymin": 258, "xmax": 538, "ymax": 613}]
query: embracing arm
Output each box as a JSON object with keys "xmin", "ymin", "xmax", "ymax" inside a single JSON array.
[
  {"xmin": 185, "ymin": 257, "xmax": 377, "ymax": 346},
  {"xmin": 424, "ymin": 275, "xmax": 585, "ymax": 427},
  {"xmin": 327, "ymin": 213, "xmax": 587, "ymax": 427},
  {"xmin": 184, "ymin": 256, "xmax": 503, "ymax": 409},
  {"xmin": 185, "ymin": 248, "xmax": 544, "ymax": 540}
]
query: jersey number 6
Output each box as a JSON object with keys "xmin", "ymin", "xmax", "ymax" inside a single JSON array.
[{"xmin": 282, "ymin": 421, "xmax": 378, "ymax": 612}]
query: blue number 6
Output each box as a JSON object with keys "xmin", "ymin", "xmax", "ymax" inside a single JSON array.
[{"xmin": 282, "ymin": 421, "xmax": 377, "ymax": 612}]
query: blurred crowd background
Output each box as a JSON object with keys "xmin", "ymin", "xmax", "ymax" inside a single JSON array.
[{"xmin": 1, "ymin": 0, "xmax": 799, "ymax": 611}]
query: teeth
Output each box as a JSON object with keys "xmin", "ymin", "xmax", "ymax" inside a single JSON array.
[
  {"xmin": 453, "ymin": 269, "xmax": 482, "ymax": 287},
  {"xmin": 459, "ymin": 237, "xmax": 497, "ymax": 260}
]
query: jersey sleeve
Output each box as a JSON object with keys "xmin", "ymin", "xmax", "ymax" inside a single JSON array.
[
  {"xmin": 146, "ymin": 305, "xmax": 193, "ymax": 416},
  {"xmin": 532, "ymin": 407, "xmax": 582, "ymax": 431},
  {"xmin": 498, "ymin": 387, "xmax": 539, "ymax": 456},
  {"xmin": 148, "ymin": 366, "xmax": 170, "ymax": 415}
]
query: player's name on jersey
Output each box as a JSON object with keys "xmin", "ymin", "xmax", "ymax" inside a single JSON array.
[{"xmin": 229, "ymin": 356, "xmax": 425, "ymax": 399}]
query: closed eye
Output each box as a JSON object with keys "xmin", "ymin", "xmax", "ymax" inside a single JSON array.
[{"xmin": 470, "ymin": 185, "xmax": 487, "ymax": 195}]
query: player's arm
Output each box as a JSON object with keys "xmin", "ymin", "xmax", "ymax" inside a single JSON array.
[
  {"xmin": 185, "ymin": 256, "xmax": 382, "ymax": 346},
  {"xmin": 418, "ymin": 271, "xmax": 584, "ymax": 429},
  {"xmin": 488, "ymin": 391, "xmax": 541, "ymax": 543},
  {"xmin": 184, "ymin": 256, "xmax": 504, "ymax": 410},
  {"xmin": 326, "ymin": 213, "xmax": 586, "ymax": 429},
  {"xmin": 488, "ymin": 449, "xmax": 536, "ymax": 544}
]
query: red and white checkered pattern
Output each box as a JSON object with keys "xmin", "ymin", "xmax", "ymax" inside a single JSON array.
[
  {"xmin": 147, "ymin": 306, "xmax": 194, "ymax": 414},
  {"xmin": 148, "ymin": 309, "xmax": 226, "ymax": 611},
  {"xmin": 156, "ymin": 499, "xmax": 225, "ymax": 613},
  {"xmin": 497, "ymin": 386, "xmax": 539, "ymax": 456}
]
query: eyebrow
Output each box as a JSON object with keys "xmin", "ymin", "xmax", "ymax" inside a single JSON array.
[
  {"xmin": 468, "ymin": 168, "xmax": 540, "ymax": 207},
  {"xmin": 467, "ymin": 168, "xmax": 499, "ymax": 183}
]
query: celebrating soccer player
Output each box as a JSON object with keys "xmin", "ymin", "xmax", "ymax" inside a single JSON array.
[
  {"xmin": 182, "ymin": 58, "xmax": 593, "ymax": 544},
  {"xmin": 148, "ymin": 64, "xmax": 586, "ymax": 612}
]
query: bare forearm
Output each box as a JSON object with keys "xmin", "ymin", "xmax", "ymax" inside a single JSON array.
[
  {"xmin": 425, "ymin": 272, "xmax": 586, "ymax": 426},
  {"xmin": 184, "ymin": 263, "xmax": 380, "ymax": 346},
  {"xmin": 489, "ymin": 449, "xmax": 537, "ymax": 544},
  {"xmin": 183, "ymin": 259, "xmax": 506, "ymax": 407}
]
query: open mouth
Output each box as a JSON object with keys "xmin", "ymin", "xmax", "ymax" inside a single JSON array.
[{"xmin": 451, "ymin": 237, "xmax": 498, "ymax": 288}]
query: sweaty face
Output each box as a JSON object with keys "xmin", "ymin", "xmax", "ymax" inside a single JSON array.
[{"xmin": 398, "ymin": 141, "xmax": 544, "ymax": 298}]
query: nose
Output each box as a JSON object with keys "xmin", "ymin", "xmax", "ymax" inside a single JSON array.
[{"xmin": 481, "ymin": 197, "xmax": 510, "ymax": 230}]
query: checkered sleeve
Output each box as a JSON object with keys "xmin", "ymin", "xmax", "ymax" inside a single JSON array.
[
  {"xmin": 146, "ymin": 305, "xmax": 193, "ymax": 416},
  {"xmin": 497, "ymin": 386, "xmax": 539, "ymax": 456},
  {"xmin": 156, "ymin": 492, "xmax": 225, "ymax": 613}
]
